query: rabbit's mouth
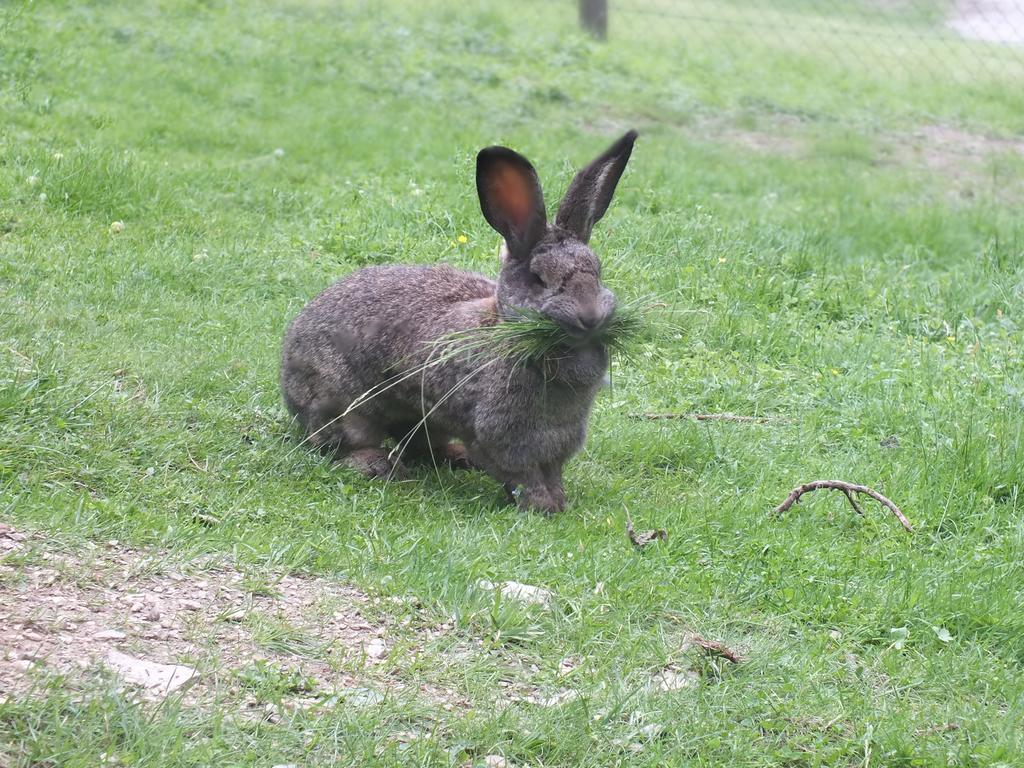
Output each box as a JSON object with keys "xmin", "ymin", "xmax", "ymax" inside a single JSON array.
[{"xmin": 555, "ymin": 317, "xmax": 610, "ymax": 344}]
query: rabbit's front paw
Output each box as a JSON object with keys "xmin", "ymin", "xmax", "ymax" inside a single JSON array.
[
  {"xmin": 517, "ymin": 485, "xmax": 566, "ymax": 516},
  {"xmin": 440, "ymin": 442, "xmax": 476, "ymax": 470}
]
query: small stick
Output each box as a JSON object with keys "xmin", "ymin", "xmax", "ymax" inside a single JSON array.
[
  {"xmin": 686, "ymin": 633, "xmax": 741, "ymax": 663},
  {"xmin": 840, "ymin": 487, "xmax": 864, "ymax": 516},
  {"xmin": 625, "ymin": 514, "xmax": 667, "ymax": 549},
  {"xmin": 635, "ymin": 412, "xmax": 786, "ymax": 424},
  {"xmin": 773, "ymin": 480, "xmax": 912, "ymax": 532},
  {"xmin": 626, "ymin": 512, "xmax": 667, "ymax": 552},
  {"xmin": 187, "ymin": 448, "xmax": 209, "ymax": 473}
]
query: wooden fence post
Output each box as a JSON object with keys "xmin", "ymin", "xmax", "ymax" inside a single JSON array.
[{"xmin": 579, "ymin": 0, "xmax": 608, "ymax": 40}]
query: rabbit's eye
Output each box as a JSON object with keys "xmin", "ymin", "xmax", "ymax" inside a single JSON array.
[{"xmin": 530, "ymin": 271, "xmax": 547, "ymax": 288}]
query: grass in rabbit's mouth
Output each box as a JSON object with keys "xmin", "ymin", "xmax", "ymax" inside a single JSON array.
[{"xmin": 435, "ymin": 300, "xmax": 649, "ymax": 367}]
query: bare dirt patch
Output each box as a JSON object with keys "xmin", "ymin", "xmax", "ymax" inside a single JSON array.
[
  {"xmin": 585, "ymin": 108, "xmax": 1024, "ymax": 192},
  {"xmin": 0, "ymin": 523, "xmax": 466, "ymax": 712},
  {"xmin": 708, "ymin": 118, "xmax": 807, "ymax": 158},
  {"xmin": 692, "ymin": 116, "xmax": 1024, "ymax": 192},
  {"xmin": 614, "ymin": 110, "xmax": 1024, "ymax": 200},
  {"xmin": 880, "ymin": 123, "xmax": 1024, "ymax": 199},
  {"xmin": 900, "ymin": 123, "xmax": 1024, "ymax": 161}
]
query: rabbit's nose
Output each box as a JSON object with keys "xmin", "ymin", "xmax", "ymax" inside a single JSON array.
[{"xmin": 576, "ymin": 309, "xmax": 604, "ymax": 330}]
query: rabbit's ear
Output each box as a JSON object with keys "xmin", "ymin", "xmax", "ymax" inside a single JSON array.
[
  {"xmin": 476, "ymin": 147, "xmax": 547, "ymax": 257},
  {"xmin": 556, "ymin": 130, "xmax": 637, "ymax": 244}
]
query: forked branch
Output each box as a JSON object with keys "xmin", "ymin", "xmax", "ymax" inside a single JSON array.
[{"xmin": 773, "ymin": 480, "xmax": 913, "ymax": 533}]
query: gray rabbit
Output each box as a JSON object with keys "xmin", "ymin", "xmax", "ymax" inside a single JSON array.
[{"xmin": 280, "ymin": 130, "xmax": 637, "ymax": 514}]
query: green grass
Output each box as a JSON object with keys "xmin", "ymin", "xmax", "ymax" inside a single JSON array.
[
  {"xmin": 2, "ymin": 0, "xmax": 1024, "ymax": 765},
  {"xmin": 437, "ymin": 301, "xmax": 649, "ymax": 371}
]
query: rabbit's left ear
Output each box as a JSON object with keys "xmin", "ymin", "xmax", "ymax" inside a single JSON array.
[
  {"xmin": 477, "ymin": 147, "xmax": 547, "ymax": 258},
  {"xmin": 556, "ymin": 130, "xmax": 637, "ymax": 244}
]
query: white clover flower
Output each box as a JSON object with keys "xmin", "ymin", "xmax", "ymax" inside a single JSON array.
[
  {"xmin": 109, "ymin": 221, "xmax": 125, "ymax": 234},
  {"xmin": 26, "ymin": 175, "xmax": 40, "ymax": 186}
]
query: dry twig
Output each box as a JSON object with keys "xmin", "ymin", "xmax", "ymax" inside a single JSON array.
[
  {"xmin": 187, "ymin": 448, "xmax": 209, "ymax": 473},
  {"xmin": 626, "ymin": 516, "xmax": 668, "ymax": 549},
  {"xmin": 635, "ymin": 412, "xmax": 786, "ymax": 424},
  {"xmin": 686, "ymin": 633, "xmax": 741, "ymax": 664},
  {"xmin": 773, "ymin": 480, "xmax": 912, "ymax": 532}
]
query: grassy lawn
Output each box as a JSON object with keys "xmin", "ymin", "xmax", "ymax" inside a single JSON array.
[{"xmin": 2, "ymin": 0, "xmax": 1024, "ymax": 765}]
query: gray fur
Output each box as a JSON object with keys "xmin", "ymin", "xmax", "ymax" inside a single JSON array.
[{"xmin": 280, "ymin": 131, "xmax": 637, "ymax": 514}]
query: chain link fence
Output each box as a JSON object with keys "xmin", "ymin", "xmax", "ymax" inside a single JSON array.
[{"xmin": 569, "ymin": 0, "xmax": 1024, "ymax": 82}]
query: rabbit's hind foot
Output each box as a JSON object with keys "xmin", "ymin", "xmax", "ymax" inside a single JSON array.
[
  {"xmin": 344, "ymin": 447, "xmax": 409, "ymax": 480},
  {"xmin": 503, "ymin": 481, "xmax": 567, "ymax": 516}
]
